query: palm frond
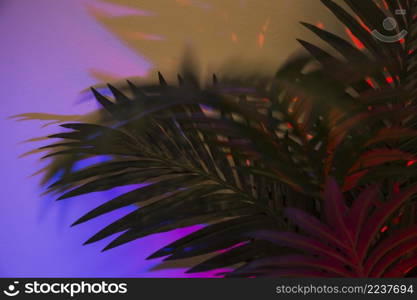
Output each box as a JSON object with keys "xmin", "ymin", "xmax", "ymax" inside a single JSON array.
[
  {"xmin": 22, "ymin": 0, "xmax": 417, "ymax": 277},
  {"xmin": 35, "ymin": 68, "xmax": 300, "ymax": 273},
  {"xmin": 229, "ymin": 178, "xmax": 417, "ymax": 277}
]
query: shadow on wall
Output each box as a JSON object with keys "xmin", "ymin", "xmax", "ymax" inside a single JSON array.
[
  {"xmin": 0, "ymin": 0, "xmax": 345, "ymax": 277},
  {"xmin": 0, "ymin": 0, "xmax": 154, "ymax": 277},
  {"xmin": 87, "ymin": 0, "xmax": 346, "ymax": 81}
]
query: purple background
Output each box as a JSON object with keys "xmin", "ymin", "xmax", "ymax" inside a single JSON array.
[{"xmin": 0, "ymin": 0, "xmax": 225, "ymax": 277}]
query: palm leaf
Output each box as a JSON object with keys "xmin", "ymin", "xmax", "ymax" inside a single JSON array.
[
  {"xmin": 22, "ymin": 0, "xmax": 417, "ymax": 277},
  {"xmin": 235, "ymin": 179, "xmax": 417, "ymax": 277}
]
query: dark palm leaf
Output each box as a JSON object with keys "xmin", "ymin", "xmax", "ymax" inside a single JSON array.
[
  {"xmin": 34, "ymin": 67, "xmax": 301, "ymax": 273},
  {"xmin": 229, "ymin": 178, "xmax": 417, "ymax": 277},
  {"xmin": 22, "ymin": 0, "xmax": 417, "ymax": 276},
  {"xmin": 295, "ymin": 0, "xmax": 417, "ymax": 189}
]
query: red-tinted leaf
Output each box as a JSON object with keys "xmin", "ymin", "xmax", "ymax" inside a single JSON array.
[
  {"xmin": 383, "ymin": 256, "xmax": 417, "ymax": 278},
  {"xmin": 236, "ymin": 254, "xmax": 355, "ymax": 277},
  {"xmin": 357, "ymin": 184, "xmax": 417, "ymax": 261},
  {"xmin": 251, "ymin": 230, "xmax": 353, "ymax": 267},
  {"xmin": 328, "ymin": 105, "xmax": 413, "ymax": 154},
  {"xmin": 365, "ymin": 225, "xmax": 417, "ymax": 275},
  {"xmin": 364, "ymin": 127, "xmax": 417, "ymax": 147},
  {"xmin": 349, "ymin": 149, "xmax": 415, "ymax": 174},
  {"xmin": 264, "ymin": 268, "xmax": 337, "ymax": 277},
  {"xmin": 328, "ymin": 107, "xmax": 390, "ymax": 151},
  {"xmin": 284, "ymin": 207, "xmax": 350, "ymax": 252},
  {"xmin": 345, "ymin": 184, "xmax": 380, "ymax": 242},
  {"xmin": 323, "ymin": 178, "xmax": 352, "ymax": 246},
  {"xmin": 342, "ymin": 169, "xmax": 369, "ymax": 191},
  {"xmin": 370, "ymin": 237, "xmax": 417, "ymax": 277}
]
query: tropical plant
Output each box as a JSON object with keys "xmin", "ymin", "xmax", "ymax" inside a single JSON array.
[
  {"xmin": 20, "ymin": 0, "xmax": 417, "ymax": 277},
  {"xmin": 230, "ymin": 178, "xmax": 417, "ymax": 277}
]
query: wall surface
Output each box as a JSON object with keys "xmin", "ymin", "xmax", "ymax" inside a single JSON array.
[{"xmin": 0, "ymin": 0, "xmax": 343, "ymax": 277}]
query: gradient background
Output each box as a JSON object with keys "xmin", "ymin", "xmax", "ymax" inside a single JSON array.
[{"xmin": 0, "ymin": 0, "xmax": 342, "ymax": 277}]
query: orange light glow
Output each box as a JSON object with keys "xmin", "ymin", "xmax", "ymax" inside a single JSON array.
[
  {"xmin": 257, "ymin": 18, "xmax": 270, "ymax": 48},
  {"xmin": 231, "ymin": 32, "xmax": 238, "ymax": 43},
  {"xmin": 258, "ymin": 33, "xmax": 265, "ymax": 48},
  {"xmin": 345, "ymin": 28, "xmax": 365, "ymax": 50}
]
